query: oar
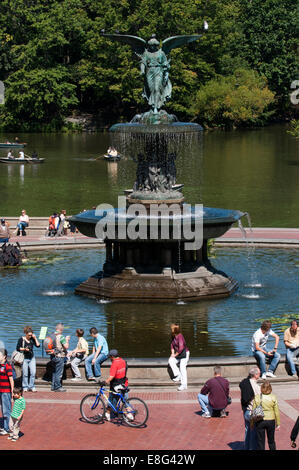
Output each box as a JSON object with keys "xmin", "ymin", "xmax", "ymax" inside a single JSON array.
[{"xmin": 24, "ymin": 153, "xmax": 33, "ymax": 162}]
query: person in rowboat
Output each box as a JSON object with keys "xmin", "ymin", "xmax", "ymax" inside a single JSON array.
[
  {"xmin": 18, "ymin": 150, "xmax": 25, "ymax": 160},
  {"xmin": 7, "ymin": 150, "xmax": 14, "ymax": 159}
]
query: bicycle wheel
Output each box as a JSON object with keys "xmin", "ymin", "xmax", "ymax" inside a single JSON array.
[
  {"xmin": 121, "ymin": 397, "xmax": 149, "ymax": 427},
  {"xmin": 80, "ymin": 394, "xmax": 106, "ymax": 424}
]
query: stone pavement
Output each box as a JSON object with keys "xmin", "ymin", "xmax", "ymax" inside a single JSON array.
[{"xmin": 0, "ymin": 383, "xmax": 298, "ymax": 451}]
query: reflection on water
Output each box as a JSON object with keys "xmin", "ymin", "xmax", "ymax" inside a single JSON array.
[
  {"xmin": 0, "ymin": 247, "xmax": 298, "ymax": 358},
  {"xmin": 0, "ymin": 124, "xmax": 298, "ymax": 226}
]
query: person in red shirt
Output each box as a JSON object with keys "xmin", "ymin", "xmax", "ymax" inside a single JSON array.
[
  {"xmin": 0, "ymin": 348, "xmax": 14, "ymax": 435},
  {"xmin": 104, "ymin": 349, "xmax": 128, "ymax": 420}
]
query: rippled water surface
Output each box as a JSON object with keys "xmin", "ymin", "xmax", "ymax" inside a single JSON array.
[
  {"xmin": 0, "ymin": 123, "xmax": 298, "ymax": 226},
  {"xmin": 0, "ymin": 247, "xmax": 298, "ymax": 358}
]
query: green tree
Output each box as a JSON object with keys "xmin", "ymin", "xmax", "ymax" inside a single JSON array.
[{"xmin": 190, "ymin": 68, "xmax": 275, "ymax": 128}]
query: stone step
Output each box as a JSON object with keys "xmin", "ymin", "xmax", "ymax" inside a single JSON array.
[{"xmin": 32, "ymin": 375, "xmax": 298, "ymax": 389}]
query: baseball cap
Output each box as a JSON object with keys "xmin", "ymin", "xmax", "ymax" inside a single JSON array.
[{"xmin": 109, "ymin": 349, "xmax": 118, "ymax": 357}]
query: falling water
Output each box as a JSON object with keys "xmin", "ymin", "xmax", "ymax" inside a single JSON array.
[{"xmin": 238, "ymin": 214, "xmax": 262, "ymax": 299}]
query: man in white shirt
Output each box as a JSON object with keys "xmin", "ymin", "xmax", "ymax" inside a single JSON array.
[{"xmin": 252, "ymin": 320, "xmax": 280, "ymax": 379}]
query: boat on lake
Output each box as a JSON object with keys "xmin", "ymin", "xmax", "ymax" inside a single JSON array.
[
  {"xmin": 0, "ymin": 157, "xmax": 44, "ymax": 164},
  {"xmin": 0, "ymin": 142, "xmax": 27, "ymax": 148}
]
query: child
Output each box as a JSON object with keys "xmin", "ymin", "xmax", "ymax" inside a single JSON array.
[
  {"xmin": 69, "ymin": 329, "xmax": 89, "ymax": 381},
  {"xmin": 8, "ymin": 387, "xmax": 26, "ymax": 442}
]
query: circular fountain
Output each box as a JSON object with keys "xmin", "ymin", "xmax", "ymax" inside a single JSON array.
[{"xmin": 69, "ymin": 28, "xmax": 245, "ymax": 302}]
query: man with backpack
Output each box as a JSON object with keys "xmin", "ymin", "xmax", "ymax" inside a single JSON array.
[
  {"xmin": 103, "ymin": 349, "xmax": 128, "ymax": 421},
  {"xmin": 45, "ymin": 323, "xmax": 70, "ymax": 392},
  {"xmin": 0, "ymin": 348, "xmax": 14, "ymax": 435}
]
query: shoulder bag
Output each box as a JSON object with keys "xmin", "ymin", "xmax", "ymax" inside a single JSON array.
[
  {"xmin": 11, "ymin": 338, "xmax": 25, "ymax": 365},
  {"xmin": 251, "ymin": 394, "xmax": 264, "ymax": 422}
]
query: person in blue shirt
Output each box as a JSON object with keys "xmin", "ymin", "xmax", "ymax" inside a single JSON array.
[{"xmin": 85, "ymin": 327, "xmax": 108, "ymax": 381}]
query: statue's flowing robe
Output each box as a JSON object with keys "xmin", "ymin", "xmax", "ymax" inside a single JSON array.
[{"xmin": 141, "ymin": 50, "xmax": 172, "ymax": 110}]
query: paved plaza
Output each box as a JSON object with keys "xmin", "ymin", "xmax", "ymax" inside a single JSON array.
[{"xmin": 0, "ymin": 382, "xmax": 298, "ymax": 451}]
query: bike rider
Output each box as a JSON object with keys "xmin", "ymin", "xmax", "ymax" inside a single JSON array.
[{"xmin": 104, "ymin": 349, "xmax": 128, "ymax": 421}]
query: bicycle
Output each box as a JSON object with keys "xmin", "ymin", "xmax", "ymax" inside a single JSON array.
[{"xmin": 80, "ymin": 382, "xmax": 149, "ymax": 428}]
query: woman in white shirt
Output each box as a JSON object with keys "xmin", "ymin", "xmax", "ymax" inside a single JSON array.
[{"xmin": 16, "ymin": 209, "xmax": 29, "ymax": 236}]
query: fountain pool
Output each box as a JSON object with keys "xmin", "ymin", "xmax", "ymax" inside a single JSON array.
[{"xmin": 0, "ymin": 246, "xmax": 298, "ymax": 358}]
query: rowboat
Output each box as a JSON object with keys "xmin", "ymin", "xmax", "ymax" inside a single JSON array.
[
  {"xmin": 0, "ymin": 157, "xmax": 44, "ymax": 164},
  {"xmin": 104, "ymin": 153, "xmax": 121, "ymax": 161},
  {"xmin": 0, "ymin": 143, "xmax": 27, "ymax": 148}
]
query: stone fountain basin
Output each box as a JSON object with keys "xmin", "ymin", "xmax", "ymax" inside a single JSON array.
[{"xmin": 69, "ymin": 207, "xmax": 245, "ymax": 241}]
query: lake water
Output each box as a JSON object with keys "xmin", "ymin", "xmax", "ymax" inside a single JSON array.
[
  {"xmin": 0, "ymin": 247, "xmax": 298, "ymax": 358},
  {"xmin": 0, "ymin": 123, "xmax": 298, "ymax": 227}
]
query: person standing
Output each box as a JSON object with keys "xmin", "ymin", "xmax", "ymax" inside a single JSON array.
[
  {"xmin": 69, "ymin": 329, "xmax": 89, "ymax": 381},
  {"xmin": 284, "ymin": 320, "xmax": 299, "ymax": 378},
  {"xmin": 197, "ymin": 366, "xmax": 230, "ymax": 418},
  {"xmin": 16, "ymin": 326, "xmax": 40, "ymax": 392},
  {"xmin": 16, "ymin": 209, "xmax": 29, "ymax": 236},
  {"xmin": 47, "ymin": 323, "xmax": 70, "ymax": 392},
  {"xmin": 239, "ymin": 367, "xmax": 261, "ymax": 450},
  {"xmin": 0, "ymin": 348, "xmax": 14, "ymax": 436},
  {"xmin": 168, "ymin": 323, "xmax": 190, "ymax": 391},
  {"xmin": 85, "ymin": 327, "xmax": 108, "ymax": 381},
  {"xmin": 8, "ymin": 387, "xmax": 26, "ymax": 442},
  {"xmin": 290, "ymin": 416, "xmax": 299, "ymax": 449},
  {"xmin": 252, "ymin": 321, "xmax": 281, "ymax": 379},
  {"xmin": 252, "ymin": 380, "xmax": 280, "ymax": 450}
]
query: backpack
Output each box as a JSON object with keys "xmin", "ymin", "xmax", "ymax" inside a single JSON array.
[
  {"xmin": 44, "ymin": 333, "xmax": 58, "ymax": 355},
  {"xmin": 5, "ymin": 362, "xmax": 17, "ymax": 381}
]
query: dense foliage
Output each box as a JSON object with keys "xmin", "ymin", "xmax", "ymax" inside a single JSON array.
[{"xmin": 0, "ymin": 0, "xmax": 297, "ymax": 130}]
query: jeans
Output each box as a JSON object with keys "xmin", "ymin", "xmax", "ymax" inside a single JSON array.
[
  {"xmin": 243, "ymin": 409, "xmax": 258, "ymax": 450},
  {"xmin": 17, "ymin": 222, "xmax": 28, "ymax": 234},
  {"xmin": 85, "ymin": 352, "xmax": 108, "ymax": 379},
  {"xmin": 286, "ymin": 347, "xmax": 299, "ymax": 375},
  {"xmin": 168, "ymin": 351, "xmax": 190, "ymax": 387},
  {"xmin": 22, "ymin": 357, "xmax": 36, "ymax": 390},
  {"xmin": 255, "ymin": 419, "xmax": 276, "ymax": 450},
  {"xmin": 253, "ymin": 349, "xmax": 281, "ymax": 375},
  {"xmin": 0, "ymin": 392, "xmax": 12, "ymax": 432},
  {"xmin": 197, "ymin": 393, "xmax": 213, "ymax": 415},
  {"xmin": 51, "ymin": 356, "xmax": 65, "ymax": 390}
]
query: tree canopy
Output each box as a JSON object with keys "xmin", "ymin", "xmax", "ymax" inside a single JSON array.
[{"xmin": 0, "ymin": 0, "xmax": 297, "ymax": 130}]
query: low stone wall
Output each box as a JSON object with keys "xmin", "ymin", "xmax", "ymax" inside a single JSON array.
[{"xmin": 11, "ymin": 355, "xmax": 295, "ymax": 388}]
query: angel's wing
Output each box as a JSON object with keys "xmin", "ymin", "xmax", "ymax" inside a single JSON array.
[
  {"xmin": 162, "ymin": 34, "xmax": 203, "ymax": 55},
  {"xmin": 101, "ymin": 34, "xmax": 146, "ymax": 55}
]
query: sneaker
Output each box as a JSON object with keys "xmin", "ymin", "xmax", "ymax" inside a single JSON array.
[
  {"xmin": 266, "ymin": 371, "xmax": 276, "ymax": 378},
  {"xmin": 54, "ymin": 388, "xmax": 66, "ymax": 392},
  {"xmin": 71, "ymin": 377, "xmax": 82, "ymax": 381},
  {"xmin": 261, "ymin": 373, "xmax": 267, "ymax": 379},
  {"xmin": 220, "ymin": 410, "xmax": 227, "ymax": 418},
  {"xmin": 0, "ymin": 430, "xmax": 9, "ymax": 436},
  {"xmin": 126, "ymin": 413, "xmax": 134, "ymax": 421},
  {"xmin": 202, "ymin": 411, "xmax": 211, "ymax": 418},
  {"xmin": 172, "ymin": 375, "xmax": 181, "ymax": 382},
  {"xmin": 87, "ymin": 377, "xmax": 96, "ymax": 381},
  {"xmin": 23, "ymin": 389, "xmax": 28, "ymax": 392},
  {"xmin": 105, "ymin": 412, "xmax": 111, "ymax": 421},
  {"xmin": 7, "ymin": 435, "xmax": 13, "ymax": 440},
  {"xmin": 29, "ymin": 388, "xmax": 37, "ymax": 392},
  {"xmin": 177, "ymin": 385, "xmax": 187, "ymax": 391},
  {"xmin": 11, "ymin": 438, "xmax": 18, "ymax": 442}
]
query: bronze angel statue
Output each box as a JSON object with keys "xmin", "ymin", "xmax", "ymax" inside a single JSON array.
[{"xmin": 101, "ymin": 22, "xmax": 208, "ymax": 114}]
